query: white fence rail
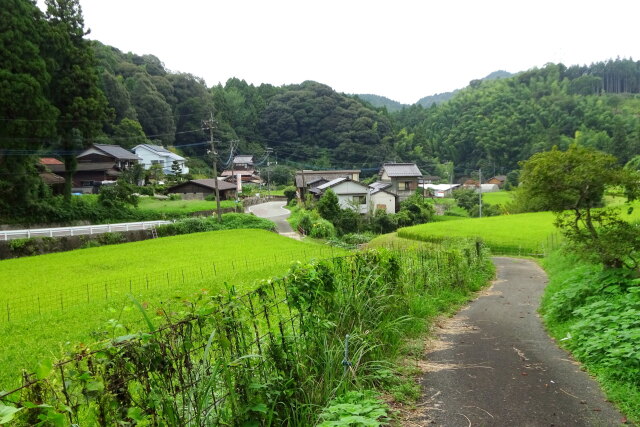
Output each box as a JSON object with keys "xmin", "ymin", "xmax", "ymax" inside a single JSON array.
[{"xmin": 0, "ymin": 220, "xmax": 172, "ymax": 241}]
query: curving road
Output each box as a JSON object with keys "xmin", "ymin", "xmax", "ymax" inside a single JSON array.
[
  {"xmin": 411, "ymin": 257, "xmax": 625, "ymax": 426},
  {"xmin": 247, "ymin": 201, "xmax": 300, "ymax": 240}
]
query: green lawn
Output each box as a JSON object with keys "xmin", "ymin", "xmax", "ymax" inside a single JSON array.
[
  {"xmin": 136, "ymin": 197, "xmax": 239, "ymax": 215},
  {"xmin": 0, "ymin": 229, "xmax": 345, "ymax": 389}
]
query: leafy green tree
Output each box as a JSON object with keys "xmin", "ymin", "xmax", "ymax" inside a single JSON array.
[
  {"xmin": 317, "ymin": 189, "xmax": 341, "ymax": 223},
  {"xmin": 98, "ymin": 181, "xmax": 138, "ymax": 208},
  {"xmin": 146, "ymin": 163, "xmax": 165, "ymax": 184},
  {"xmin": 519, "ymin": 144, "xmax": 640, "ymax": 268},
  {"xmin": 45, "ymin": 0, "xmax": 109, "ymax": 201},
  {"xmin": 112, "ymin": 118, "xmax": 147, "ymax": 148},
  {"xmin": 452, "ymin": 188, "xmax": 479, "ymax": 212}
]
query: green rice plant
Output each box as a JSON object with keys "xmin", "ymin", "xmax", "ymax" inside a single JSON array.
[{"xmin": 0, "ymin": 230, "xmax": 345, "ymax": 389}]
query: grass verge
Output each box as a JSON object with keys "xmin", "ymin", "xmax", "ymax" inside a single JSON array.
[{"xmin": 540, "ymin": 250, "xmax": 640, "ymax": 423}]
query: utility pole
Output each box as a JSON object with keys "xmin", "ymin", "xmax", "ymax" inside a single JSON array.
[
  {"xmin": 478, "ymin": 168, "xmax": 483, "ymax": 218},
  {"xmin": 266, "ymin": 147, "xmax": 273, "ymax": 200},
  {"xmin": 204, "ymin": 112, "xmax": 222, "ymax": 221}
]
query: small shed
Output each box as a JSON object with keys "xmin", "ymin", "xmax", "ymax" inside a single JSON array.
[{"xmin": 166, "ymin": 179, "xmax": 237, "ymax": 200}]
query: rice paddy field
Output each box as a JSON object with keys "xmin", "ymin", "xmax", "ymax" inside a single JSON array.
[
  {"xmin": 399, "ymin": 204, "xmax": 640, "ymax": 255},
  {"xmin": 0, "ymin": 229, "xmax": 344, "ymax": 389},
  {"xmin": 482, "ymin": 191, "xmax": 514, "ymax": 207}
]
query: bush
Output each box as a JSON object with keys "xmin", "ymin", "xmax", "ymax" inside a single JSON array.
[
  {"xmin": 283, "ymin": 186, "xmax": 297, "ymax": 204},
  {"xmin": 309, "ymin": 219, "xmax": 336, "ymax": 239},
  {"xmin": 369, "ymin": 209, "xmax": 398, "ymax": 234},
  {"xmin": 298, "ymin": 213, "xmax": 313, "ymax": 235},
  {"xmin": 156, "ymin": 214, "xmax": 275, "ymax": 237},
  {"xmin": 168, "ymin": 193, "xmax": 182, "ymax": 201}
]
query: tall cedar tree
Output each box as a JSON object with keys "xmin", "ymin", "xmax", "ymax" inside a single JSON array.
[
  {"xmin": 45, "ymin": 0, "xmax": 109, "ymax": 200},
  {"xmin": 0, "ymin": 0, "xmax": 58, "ymax": 215}
]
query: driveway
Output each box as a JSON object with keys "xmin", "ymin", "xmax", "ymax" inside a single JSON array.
[
  {"xmin": 247, "ymin": 201, "xmax": 300, "ymax": 240},
  {"xmin": 410, "ymin": 257, "xmax": 625, "ymax": 426}
]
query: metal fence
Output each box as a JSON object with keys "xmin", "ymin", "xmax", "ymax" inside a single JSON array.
[{"xmin": 0, "ymin": 220, "xmax": 172, "ymax": 241}]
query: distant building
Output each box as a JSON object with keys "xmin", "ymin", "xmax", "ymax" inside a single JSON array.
[
  {"xmin": 377, "ymin": 163, "xmax": 423, "ymax": 202},
  {"xmin": 133, "ymin": 144, "xmax": 189, "ymax": 175},
  {"xmin": 221, "ymin": 155, "xmax": 261, "ymax": 183},
  {"xmin": 487, "ymin": 175, "xmax": 507, "ymax": 188},
  {"xmin": 421, "ymin": 183, "xmax": 460, "ymax": 198}
]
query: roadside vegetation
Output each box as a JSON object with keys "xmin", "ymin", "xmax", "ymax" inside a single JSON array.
[
  {"xmin": 0, "ymin": 229, "xmax": 344, "ymax": 389},
  {"xmin": 541, "ymin": 251, "xmax": 640, "ymax": 422},
  {"xmin": 1, "ymin": 240, "xmax": 494, "ymax": 425}
]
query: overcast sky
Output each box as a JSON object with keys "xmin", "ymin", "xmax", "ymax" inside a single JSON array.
[{"xmin": 44, "ymin": 0, "xmax": 640, "ymax": 104}]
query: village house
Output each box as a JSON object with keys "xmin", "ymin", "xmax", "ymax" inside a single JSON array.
[
  {"xmin": 166, "ymin": 179, "xmax": 237, "ymax": 200},
  {"xmin": 132, "ymin": 144, "xmax": 189, "ymax": 175},
  {"xmin": 376, "ymin": 163, "xmax": 423, "ymax": 202},
  {"xmin": 295, "ymin": 169, "xmax": 360, "ymax": 199},
  {"xmin": 221, "ymin": 155, "xmax": 261, "ymax": 183},
  {"xmin": 487, "ymin": 175, "xmax": 507, "ymax": 188},
  {"xmin": 310, "ymin": 177, "xmax": 397, "ymax": 215},
  {"xmin": 47, "ymin": 144, "xmax": 141, "ymax": 193}
]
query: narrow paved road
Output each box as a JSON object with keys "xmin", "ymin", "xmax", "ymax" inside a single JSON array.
[
  {"xmin": 247, "ymin": 201, "xmax": 300, "ymax": 240},
  {"xmin": 412, "ymin": 257, "xmax": 624, "ymax": 426}
]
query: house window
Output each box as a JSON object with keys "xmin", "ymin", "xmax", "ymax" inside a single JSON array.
[
  {"xmin": 353, "ymin": 195, "xmax": 366, "ymax": 205},
  {"xmin": 398, "ymin": 181, "xmax": 412, "ymax": 191},
  {"xmin": 151, "ymin": 160, "xmax": 162, "ymax": 165}
]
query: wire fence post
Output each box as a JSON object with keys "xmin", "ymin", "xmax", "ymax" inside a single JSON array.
[{"xmin": 6, "ymin": 303, "xmax": 9, "ymax": 322}]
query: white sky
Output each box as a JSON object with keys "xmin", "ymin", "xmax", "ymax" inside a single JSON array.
[{"xmin": 41, "ymin": 0, "xmax": 640, "ymax": 104}]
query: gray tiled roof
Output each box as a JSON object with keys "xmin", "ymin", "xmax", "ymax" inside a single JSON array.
[
  {"xmin": 295, "ymin": 170, "xmax": 360, "ymax": 187},
  {"xmin": 316, "ymin": 177, "xmax": 347, "ymax": 190},
  {"xmin": 381, "ymin": 163, "xmax": 422, "ymax": 177},
  {"xmin": 93, "ymin": 144, "xmax": 141, "ymax": 160},
  {"xmin": 168, "ymin": 179, "xmax": 237, "ymax": 192}
]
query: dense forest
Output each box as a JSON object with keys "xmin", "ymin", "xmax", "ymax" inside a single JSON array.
[{"xmin": 4, "ymin": 0, "xmax": 640, "ymax": 218}]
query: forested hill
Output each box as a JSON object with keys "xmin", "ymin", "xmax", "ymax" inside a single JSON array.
[
  {"xmin": 353, "ymin": 94, "xmax": 407, "ymax": 112},
  {"xmin": 93, "ymin": 42, "xmax": 398, "ymax": 170},
  {"xmin": 416, "ymin": 70, "xmax": 513, "ymax": 107},
  {"xmin": 393, "ymin": 60, "xmax": 640, "ymax": 176}
]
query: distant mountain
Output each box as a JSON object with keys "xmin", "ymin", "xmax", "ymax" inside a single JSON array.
[
  {"xmin": 354, "ymin": 94, "xmax": 407, "ymax": 112},
  {"xmin": 416, "ymin": 70, "xmax": 513, "ymax": 107}
]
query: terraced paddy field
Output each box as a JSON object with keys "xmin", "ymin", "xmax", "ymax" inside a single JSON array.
[
  {"xmin": 0, "ymin": 229, "xmax": 344, "ymax": 389},
  {"xmin": 398, "ymin": 205, "xmax": 640, "ymax": 256}
]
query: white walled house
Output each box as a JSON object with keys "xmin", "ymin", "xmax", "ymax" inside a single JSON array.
[
  {"xmin": 315, "ymin": 178, "xmax": 371, "ymax": 214},
  {"xmin": 370, "ymin": 187, "xmax": 396, "ymax": 214},
  {"xmin": 313, "ymin": 177, "xmax": 397, "ymax": 215},
  {"xmin": 132, "ymin": 144, "xmax": 189, "ymax": 175}
]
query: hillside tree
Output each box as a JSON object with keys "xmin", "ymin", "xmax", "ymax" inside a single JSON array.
[
  {"xmin": 45, "ymin": 0, "xmax": 109, "ymax": 200},
  {"xmin": 519, "ymin": 144, "xmax": 640, "ymax": 269}
]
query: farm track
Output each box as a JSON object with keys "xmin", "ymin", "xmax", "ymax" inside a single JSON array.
[{"xmin": 409, "ymin": 257, "xmax": 625, "ymax": 426}]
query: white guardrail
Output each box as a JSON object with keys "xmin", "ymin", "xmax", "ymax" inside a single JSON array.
[{"xmin": 0, "ymin": 220, "xmax": 173, "ymax": 241}]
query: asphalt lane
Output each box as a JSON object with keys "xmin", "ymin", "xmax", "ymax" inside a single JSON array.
[
  {"xmin": 414, "ymin": 257, "xmax": 624, "ymax": 426},
  {"xmin": 247, "ymin": 201, "xmax": 299, "ymax": 238}
]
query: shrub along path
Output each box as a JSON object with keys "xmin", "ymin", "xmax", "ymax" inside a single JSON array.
[{"xmin": 410, "ymin": 257, "xmax": 625, "ymax": 426}]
